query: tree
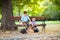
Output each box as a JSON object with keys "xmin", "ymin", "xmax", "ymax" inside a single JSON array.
[
  {"xmin": 1, "ymin": 0, "xmax": 17, "ymax": 30},
  {"xmin": 12, "ymin": 0, "xmax": 45, "ymax": 16}
]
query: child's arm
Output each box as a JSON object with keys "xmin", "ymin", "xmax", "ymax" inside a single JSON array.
[
  {"xmin": 21, "ymin": 16, "xmax": 24, "ymax": 21},
  {"xmin": 21, "ymin": 16, "xmax": 23, "ymax": 21},
  {"xmin": 28, "ymin": 16, "xmax": 31, "ymax": 22}
]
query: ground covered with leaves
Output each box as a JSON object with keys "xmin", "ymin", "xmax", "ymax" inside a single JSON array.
[{"xmin": 0, "ymin": 23, "xmax": 60, "ymax": 40}]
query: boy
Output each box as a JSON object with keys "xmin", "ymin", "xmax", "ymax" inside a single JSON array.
[{"xmin": 21, "ymin": 11, "xmax": 31, "ymax": 28}]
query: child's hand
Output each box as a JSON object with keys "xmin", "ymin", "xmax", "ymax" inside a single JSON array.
[
  {"xmin": 29, "ymin": 21, "xmax": 32, "ymax": 24},
  {"xmin": 20, "ymin": 22, "xmax": 23, "ymax": 25},
  {"xmin": 30, "ymin": 21, "xmax": 31, "ymax": 23}
]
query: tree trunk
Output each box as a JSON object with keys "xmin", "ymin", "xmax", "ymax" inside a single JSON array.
[
  {"xmin": 1, "ymin": 0, "xmax": 17, "ymax": 30},
  {"xmin": 18, "ymin": 7, "xmax": 20, "ymax": 16}
]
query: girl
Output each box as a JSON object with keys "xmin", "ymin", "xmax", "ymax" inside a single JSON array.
[{"xmin": 31, "ymin": 17, "xmax": 39, "ymax": 33}]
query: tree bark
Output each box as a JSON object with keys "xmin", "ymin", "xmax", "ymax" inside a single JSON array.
[
  {"xmin": 1, "ymin": 0, "xmax": 17, "ymax": 30},
  {"xmin": 18, "ymin": 7, "xmax": 20, "ymax": 16}
]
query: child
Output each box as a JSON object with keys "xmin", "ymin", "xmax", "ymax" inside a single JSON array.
[
  {"xmin": 21, "ymin": 11, "xmax": 31, "ymax": 28},
  {"xmin": 31, "ymin": 17, "xmax": 39, "ymax": 33}
]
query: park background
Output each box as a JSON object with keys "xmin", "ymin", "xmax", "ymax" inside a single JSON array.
[
  {"xmin": 0, "ymin": 0, "xmax": 60, "ymax": 29},
  {"xmin": 0, "ymin": 0, "xmax": 60, "ymax": 40}
]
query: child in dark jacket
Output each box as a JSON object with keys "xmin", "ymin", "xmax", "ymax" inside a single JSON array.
[{"xmin": 31, "ymin": 17, "xmax": 39, "ymax": 33}]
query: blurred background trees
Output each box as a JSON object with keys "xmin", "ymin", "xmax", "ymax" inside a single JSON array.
[{"xmin": 0, "ymin": 0, "xmax": 60, "ymax": 21}]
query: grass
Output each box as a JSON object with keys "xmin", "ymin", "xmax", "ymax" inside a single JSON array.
[
  {"xmin": 15, "ymin": 21, "xmax": 60, "ymax": 24},
  {"xmin": 0, "ymin": 21, "xmax": 59, "ymax": 24},
  {"xmin": 0, "ymin": 21, "xmax": 60, "ymax": 36},
  {"xmin": 14, "ymin": 21, "xmax": 60, "ymax": 31}
]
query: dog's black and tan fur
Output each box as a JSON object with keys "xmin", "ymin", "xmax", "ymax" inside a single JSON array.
[{"xmin": 20, "ymin": 24, "xmax": 34, "ymax": 34}]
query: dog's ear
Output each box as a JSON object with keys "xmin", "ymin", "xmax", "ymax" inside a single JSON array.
[
  {"xmin": 29, "ymin": 24, "xmax": 32, "ymax": 26},
  {"xmin": 32, "ymin": 27, "xmax": 34, "ymax": 29}
]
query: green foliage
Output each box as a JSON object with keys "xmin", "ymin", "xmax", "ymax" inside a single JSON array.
[
  {"xmin": 50, "ymin": 0, "xmax": 60, "ymax": 10},
  {"xmin": 0, "ymin": 0, "xmax": 60, "ymax": 20},
  {"xmin": 12, "ymin": 0, "xmax": 46, "ymax": 16},
  {"xmin": 50, "ymin": 0, "xmax": 60, "ymax": 5}
]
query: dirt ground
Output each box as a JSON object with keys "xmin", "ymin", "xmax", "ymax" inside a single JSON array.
[{"xmin": 0, "ymin": 24, "xmax": 60, "ymax": 39}]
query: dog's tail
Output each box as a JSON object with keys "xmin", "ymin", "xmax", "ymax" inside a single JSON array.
[{"xmin": 20, "ymin": 28, "xmax": 27, "ymax": 34}]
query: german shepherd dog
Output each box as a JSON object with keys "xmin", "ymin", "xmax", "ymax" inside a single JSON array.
[{"xmin": 20, "ymin": 24, "xmax": 34, "ymax": 34}]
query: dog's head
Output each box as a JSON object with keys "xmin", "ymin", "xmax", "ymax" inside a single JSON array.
[
  {"xmin": 29, "ymin": 24, "xmax": 34, "ymax": 29},
  {"xmin": 27, "ymin": 24, "xmax": 34, "ymax": 34}
]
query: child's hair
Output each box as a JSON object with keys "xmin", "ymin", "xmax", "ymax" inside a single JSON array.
[
  {"xmin": 24, "ymin": 11, "xmax": 27, "ymax": 14},
  {"xmin": 31, "ymin": 17, "xmax": 36, "ymax": 21}
]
